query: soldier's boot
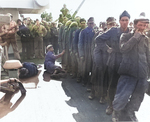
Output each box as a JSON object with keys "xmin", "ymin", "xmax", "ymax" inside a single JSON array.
[
  {"xmin": 106, "ymin": 105, "xmax": 113, "ymax": 115},
  {"xmin": 99, "ymin": 96, "xmax": 106, "ymax": 104},
  {"xmin": 112, "ymin": 110, "xmax": 120, "ymax": 122},
  {"xmin": 127, "ymin": 110, "xmax": 138, "ymax": 122},
  {"xmin": 88, "ymin": 89, "xmax": 95, "ymax": 100}
]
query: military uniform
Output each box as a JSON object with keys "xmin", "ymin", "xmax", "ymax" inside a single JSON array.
[
  {"xmin": 68, "ymin": 22, "xmax": 78, "ymax": 77},
  {"xmin": 31, "ymin": 23, "xmax": 47, "ymax": 58},
  {"xmin": 113, "ymin": 28, "xmax": 150, "ymax": 121},
  {"xmin": 27, "ymin": 21, "xmax": 35, "ymax": 58},
  {"xmin": 61, "ymin": 20, "xmax": 72, "ymax": 71},
  {"xmin": 78, "ymin": 26, "xmax": 95, "ymax": 85},
  {"xmin": 1, "ymin": 20, "xmax": 21, "ymax": 60},
  {"xmin": 42, "ymin": 21, "xmax": 51, "ymax": 55},
  {"xmin": 51, "ymin": 26, "xmax": 59, "ymax": 54},
  {"xmin": 17, "ymin": 23, "xmax": 31, "ymax": 59},
  {"xmin": 96, "ymin": 27, "xmax": 130, "ymax": 112}
]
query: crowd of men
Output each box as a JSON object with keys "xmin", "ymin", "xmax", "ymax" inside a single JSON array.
[
  {"xmin": 1, "ymin": 9, "xmax": 150, "ymax": 122},
  {"xmin": 0, "ymin": 13, "xmax": 59, "ymax": 62},
  {"xmin": 57, "ymin": 10, "xmax": 150, "ymax": 122}
]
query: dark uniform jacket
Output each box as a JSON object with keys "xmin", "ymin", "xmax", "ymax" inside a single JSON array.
[
  {"xmin": 118, "ymin": 32, "xmax": 150, "ymax": 79},
  {"xmin": 78, "ymin": 27, "xmax": 95, "ymax": 58},
  {"xmin": 69, "ymin": 27, "xmax": 78, "ymax": 53},
  {"xmin": 78, "ymin": 27, "xmax": 95, "ymax": 72},
  {"xmin": 58, "ymin": 25, "xmax": 65, "ymax": 52},
  {"xmin": 73, "ymin": 28, "xmax": 82, "ymax": 54},
  {"xmin": 51, "ymin": 27, "xmax": 58, "ymax": 45},
  {"xmin": 19, "ymin": 62, "xmax": 38, "ymax": 78},
  {"xmin": 95, "ymin": 27, "xmax": 130, "ymax": 71},
  {"xmin": 17, "ymin": 24, "xmax": 30, "ymax": 40}
]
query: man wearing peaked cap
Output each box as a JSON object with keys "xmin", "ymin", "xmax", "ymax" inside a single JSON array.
[
  {"xmin": 94, "ymin": 10, "xmax": 130, "ymax": 117},
  {"xmin": 112, "ymin": 12, "xmax": 150, "ymax": 122},
  {"xmin": 119, "ymin": 10, "xmax": 130, "ymax": 20}
]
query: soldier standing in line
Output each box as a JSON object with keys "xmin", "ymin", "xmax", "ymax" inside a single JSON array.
[
  {"xmin": 58, "ymin": 17, "xmax": 68, "ymax": 69},
  {"xmin": 62, "ymin": 20, "xmax": 72, "ymax": 72},
  {"xmin": 57, "ymin": 22, "xmax": 63, "ymax": 53},
  {"xmin": 1, "ymin": 13, "xmax": 21, "ymax": 60},
  {"xmin": 78, "ymin": 17, "xmax": 95, "ymax": 86},
  {"xmin": 112, "ymin": 12, "xmax": 150, "ymax": 122},
  {"xmin": 31, "ymin": 19, "xmax": 47, "ymax": 59},
  {"xmin": 89, "ymin": 17, "xmax": 116, "ymax": 103},
  {"xmin": 51, "ymin": 22, "xmax": 59, "ymax": 55},
  {"xmin": 73, "ymin": 18, "xmax": 86, "ymax": 82},
  {"xmin": 17, "ymin": 19, "xmax": 31, "ymax": 59},
  {"xmin": 68, "ymin": 21, "xmax": 78, "ymax": 78},
  {"xmin": 42, "ymin": 20, "xmax": 51, "ymax": 56},
  {"xmin": 95, "ymin": 11, "xmax": 130, "ymax": 115},
  {"xmin": 27, "ymin": 19, "xmax": 35, "ymax": 59}
]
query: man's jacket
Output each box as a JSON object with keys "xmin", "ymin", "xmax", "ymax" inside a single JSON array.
[{"xmin": 118, "ymin": 32, "xmax": 150, "ymax": 78}]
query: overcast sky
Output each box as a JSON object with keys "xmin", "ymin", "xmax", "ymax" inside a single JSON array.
[{"xmin": 23, "ymin": 0, "xmax": 150, "ymax": 26}]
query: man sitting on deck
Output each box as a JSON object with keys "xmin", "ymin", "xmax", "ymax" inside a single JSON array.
[{"xmin": 44, "ymin": 45, "xmax": 66, "ymax": 79}]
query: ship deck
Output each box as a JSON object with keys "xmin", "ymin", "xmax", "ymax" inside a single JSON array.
[{"xmin": 0, "ymin": 58, "xmax": 150, "ymax": 122}]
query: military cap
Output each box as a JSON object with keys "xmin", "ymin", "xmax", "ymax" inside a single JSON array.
[
  {"xmin": 46, "ymin": 45, "xmax": 53, "ymax": 50},
  {"xmin": 88, "ymin": 17, "xmax": 94, "ymax": 23},
  {"xmin": 134, "ymin": 12, "xmax": 149, "ymax": 24},
  {"xmin": 119, "ymin": 10, "xmax": 130, "ymax": 20},
  {"xmin": 106, "ymin": 17, "xmax": 116, "ymax": 24}
]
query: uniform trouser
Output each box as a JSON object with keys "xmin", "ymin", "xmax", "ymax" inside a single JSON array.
[
  {"xmin": 76, "ymin": 54, "xmax": 82, "ymax": 78},
  {"xmin": 113, "ymin": 75, "xmax": 148, "ymax": 112},
  {"xmin": 28, "ymin": 41, "xmax": 34, "ymax": 58},
  {"xmin": 58, "ymin": 42, "xmax": 63, "ymax": 53},
  {"xmin": 43, "ymin": 39, "xmax": 49, "ymax": 55},
  {"xmin": 34, "ymin": 37, "xmax": 43, "ymax": 58},
  {"xmin": 53, "ymin": 42, "xmax": 59, "ymax": 55},
  {"xmin": 90, "ymin": 63, "xmax": 108, "ymax": 98},
  {"xmin": 21, "ymin": 41, "xmax": 27, "ymax": 58},
  {"xmin": 107, "ymin": 68, "xmax": 120, "ymax": 106},
  {"xmin": 70, "ymin": 52, "xmax": 78, "ymax": 75},
  {"xmin": 3, "ymin": 38, "xmax": 20, "ymax": 60},
  {"xmin": 90, "ymin": 63, "xmax": 98, "ymax": 95},
  {"xmin": 21, "ymin": 38, "xmax": 31, "ymax": 58},
  {"xmin": 80, "ymin": 59, "xmax": 85, "ymax": 81},
  {"xmin": 29, "ymin": 38, "xmax": 34, "ymax": 57},
  {"xmin": 65, "ymin": 48, "xmax": 71, "ymax": 72},
  {"xmin": 3, "ymin": 46, "xmax": 8, "ymax": 60},
  {"xmin": 82, "ymin": 60, "xmax": 91, "ymax": 85}
]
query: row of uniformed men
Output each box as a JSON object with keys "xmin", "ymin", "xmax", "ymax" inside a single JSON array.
[
  {"xmin": 0, "ymin": 13, "xmax": 59, "ymax": 61},
  {"xmin": 58, "ymin": 10, "xmax": 150, "ymax": 122}
]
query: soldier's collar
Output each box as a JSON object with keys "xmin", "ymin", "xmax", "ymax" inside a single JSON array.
[{"xmin": 117, "ymin": 27, "xmax": 129, "ymax": 33}]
